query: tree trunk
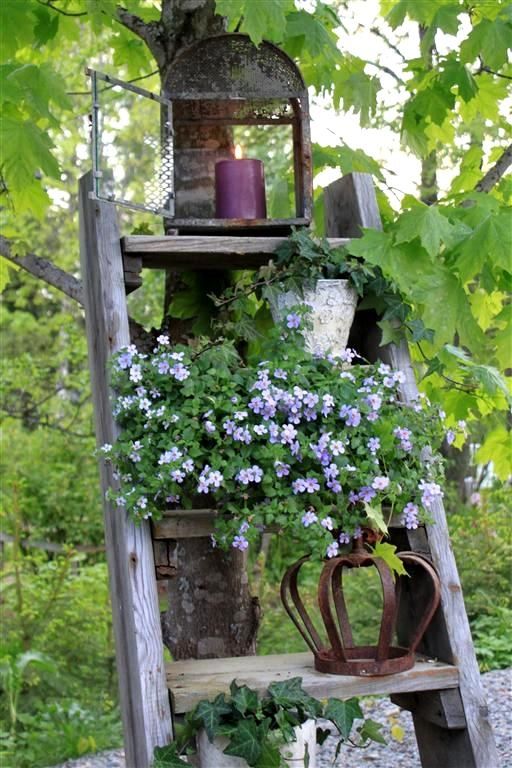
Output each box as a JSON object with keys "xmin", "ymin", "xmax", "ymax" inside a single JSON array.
[{"xmin": 152, "ymin": 0, "xmax": 260, "ymax": 659}]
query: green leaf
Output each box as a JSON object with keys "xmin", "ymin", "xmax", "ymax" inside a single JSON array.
[
  {"xmin": 223, "ymin": 719, "xmax": 263, "ymax": 766},
  {"xmin": 254, "ymin": 740, "xmax": 281, "ymax": 768},
  {"xmin": 216, "ymin": 0, "xmax": 292, "ymax": 46},
  {"xmin": 153, "ymin": 743, "xmax": 190, "ymax": 768},
  {"xmin": 460, "ymin": 18, "xmax": 512, "ymax": 71},
  {"xmin": 193, "ymin": 694, "xmax": 232, "ymax": 741},
  {"xmin": 358, "ymin": 718, "xmax": 387, "ymax": 745},
  {"xmin": 373, "ymin": 542, "xmax": 408, "ymax": 577},
  {"xmin": 395, "ymin": 204, "xmax": 455, "ymax": 258},
  {"xmin": 324, "ymin": 697, "xmax": 363, "ymax": 739},
  {"xmin": 168, "ymin": 290, "xmax": 204, "ymax": 320},
  {"xmin": 454, "ymin": 213, "xmax": 512, "ymax": 282},
  {"xmin": 439, "ymin": 58, "xmax": 478, "ymax": 103},
  {"xmin": 312, "ymin": 143, "xmax": 384, "ymax": 181},
  {"xmin": 363, "ymin": 502, "xmax": 388, "ymax": 535},
  {"xmin": 230, "ymin": 681, "xmax": 259, "ymax": 716},
  {"xmin": 475, "ymin": 426, "xmax": 512, "ymax": 480}
]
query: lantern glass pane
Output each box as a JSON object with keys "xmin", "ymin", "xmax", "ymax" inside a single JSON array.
[{"xmin": 91, "ymin": 73, "xmax": 174, "ymax": 216}]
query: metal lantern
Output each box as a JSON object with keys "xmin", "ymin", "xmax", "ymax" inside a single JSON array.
[
  {"xmin": 87, "ymin": 34, "xmax": 312, "ymax": 233},
  {"xmin": 165, "ymin": 33, "xmax": 312, "ymax": 233}
]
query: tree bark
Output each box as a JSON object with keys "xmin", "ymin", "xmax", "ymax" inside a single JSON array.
[{"xmin": 119, "ymin": 0, "xmax": 260, "ymax": 659}]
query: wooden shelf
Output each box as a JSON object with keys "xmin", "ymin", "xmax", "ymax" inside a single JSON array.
[
  {"xmin": 166, "ymin": 652, "xmax": 459, "ymax": 714},
  {"xmin": 122, "ymin": 235, "xmax": 350, "ymax": 271}
]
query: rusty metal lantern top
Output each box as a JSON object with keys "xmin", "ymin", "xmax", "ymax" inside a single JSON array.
[
  {"xmin": 164, "ymin": 33, "xmax": 313, "ymax": 234},
  {"xmin": 281, "ymin": 535, "xmax": 441, "ymax": 677}
]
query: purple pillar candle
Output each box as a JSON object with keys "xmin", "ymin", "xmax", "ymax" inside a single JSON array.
[{"xmin": 215, "ymin": 156, "xmax": 266, "ymax": 219}]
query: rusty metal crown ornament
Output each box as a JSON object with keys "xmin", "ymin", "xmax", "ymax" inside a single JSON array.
[{"xmin": 280, "ymin": 533, "xmax": 441, "ymax": 676}]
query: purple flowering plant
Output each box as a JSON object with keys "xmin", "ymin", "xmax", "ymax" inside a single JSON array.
[{"xmin": 103, "ymin": 320, "xmax": 456, "ymax": 562}]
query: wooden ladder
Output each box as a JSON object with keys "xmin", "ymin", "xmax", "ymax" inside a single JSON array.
[{"xmin": 79, "ymin": 171, "xmax": 498, "ymax": 768}]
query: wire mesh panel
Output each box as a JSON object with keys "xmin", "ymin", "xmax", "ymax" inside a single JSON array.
[{"xmin": 87, "ymin": 69, "xmax": 174, "ymax": 217}]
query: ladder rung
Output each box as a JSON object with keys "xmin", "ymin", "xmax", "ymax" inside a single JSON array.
[{"xmin": 167, "ymin": 651, "xmax": 459, "ymax": 714}]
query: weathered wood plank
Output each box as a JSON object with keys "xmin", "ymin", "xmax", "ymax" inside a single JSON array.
[
  {"xmin": 152, "ymin": 510, "xmax": 407, "ymax": 540},
  {"xmin": 79, "ymin": 173, "xmax": 172, "ymax": 767},
  {"xmin": 324, "ymin": 173, "xmax": 382, "ymax": 236},
  {"xmin": 325, "ymin": 173, "xmax": 497, "ymax": 768},
  {"xmin": 391, "ymin": 689, "xmax": 467, "ymax": 730},
  {"xmin": 388, "ymin": 340, "xmax": 499, "ymax": 767},
  {"xmin": 121, "ymin": 235, "xmax": 350, "ymax": 271},
  {"xmin": 167, "ymin": 653, "xmax": 459, "ymax": 714}
]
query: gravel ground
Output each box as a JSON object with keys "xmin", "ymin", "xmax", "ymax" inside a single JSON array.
[{"xmin": 50, "ymin": 668, "xmax": 511, "ymax": 768}]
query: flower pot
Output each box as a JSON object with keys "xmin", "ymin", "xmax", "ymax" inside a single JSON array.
[
  {"xmin": 271, "ymin": 279, "xmax": 358, "ymax": 357},
  {"xmin": 197, "ymin": 719, "xmax": 317, "ymax": 767}
]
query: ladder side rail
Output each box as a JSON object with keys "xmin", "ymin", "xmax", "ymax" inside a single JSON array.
[
  {"xmin": 79, "ymin": 172, "xmax": 172, "ymax": 768},
  {"xmin": 324, "ymin": 173, "xmax": 498, "ymax": 768}
]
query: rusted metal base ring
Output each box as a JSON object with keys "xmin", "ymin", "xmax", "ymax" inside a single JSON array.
[{"xmin": 315, "ymin": 645, "xmax": 414, "ymax": 676}]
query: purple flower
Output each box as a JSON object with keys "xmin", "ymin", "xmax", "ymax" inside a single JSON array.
[
  {"xmin": 170, "ymin": 363, "xmax": 189, "ymax": 381},
  {"xmin": 223, "ymin": 419, "xmax": 236, "ymax": 435},
  {"xmin": 302, "ymin": 509, "xmax": 318, "ymax": 527},
  {"xmin": 326, "ymin": 541, "xmax": 340, "ymax": 558},
  {"xmin": 338, "ymin": 532, "xmax": 351, "ymax": 545},
  {"xmin": 366, "ymin": 394, "xmax": 382, "ymax": 411},
  {"xmin": 304, "ymin": 477, "xmax": 320, "ymax": 492},
  {"xmin": 286, "ymin": 313, "xmax": 301, "ymax": 329},
  {"xmin": 446, "ymin": 429, "xmax": 456, "ymax": 445},
  {"xmin": 345, "ymin": 408, "xmax": 361, "ymax": 427},
  {"xmin": 339, "ymin": 348, "xmax": 356, "ymax": 363},
  {"xmin": 419, "ymin": 480, "xmax": 443, "ymax": 508},
  {"xmin": 330, "ymin": 439, "xmax": 345, "ymax": 456},
  {"xmin": 327, "ymin": 479, "xmax": 342, "ymax": 493},
  {"xmin": 368, "ymin": 437, "xmax": 380, "ymax": 455},
  {"xmin": 372, "ymin": 476, "xmax": 390, "ymax": 491},
  {"xmin": 323, "ymin": 463, "xmax": 339, "ymax": 481},
  {"xmin": 204, "ymin": 421, "xmax": 216, "ymax": 434},
  {"xmin": 359, "ymin": 486, "xmax": 377, "ymax": 503},
  {"xmin": 274, "ymin": 368, "xmax": 288, "ymax": 380},
  {"xmin": 171, "ymin": 469, "xmax": 185, "ymax": 484},
  {"xmin": 159, "ymin": 447, "xmax": 182, "ymax": 464},
  {"xmin": 281, "ymin": 423, "xmax": 298, "ymax": 445},
  {"xmin": 401, "ymin": 502, "xmax": 419, "ymax": 529},
  {"xmin": 321, "ymin": 516, "xmax": 334, "ymax": 531},
  {"xmin": 292, "ymin": 478, "xmax": 307, "ymax": 494},
  {"xmin": 239, "ymin": 521, "xmax": 250, "ymax": 534},
  {"xmin": 158, "ymin": 360, "xmax": 170, "ymax": 374},
  {"xmin": 274, "ymin": 461, "xmax": 291, "ymax": 478},
  {"xmin": 232, "ymin": 535, "xmax": 249, "ymax": 551},
  {"xmin": 118, "ymin": 350, "xmax": 134, "ymax": 369},
  {"xmin": 129, "ymin": 364, "xmax": 142, "ymax": 383}
]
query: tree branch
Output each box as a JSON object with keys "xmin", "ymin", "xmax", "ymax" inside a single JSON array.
[
  {"xmin": 475, "ymin": 143, "xmax": 512, "ymax": 193},
  {"xmin": 369, "ymin": 25, "xmax": 407, "ymax": 61},
  {"xmin": 477, "ymin": 64, "xmax": 512, "ymax": 81},
  {"xmin": 37, "ymin": 0, "xmax": 87, "ymax": 17},
  {"xmin": 1, "ymin": 236, "xmax": 155, "ymax": 348},
  {"xmin": 0, "ymin": 237, "xmax": 84, "ymax": 305},
  {"xmin": 115, "ymin": 6, "xmax": 166, "ymax": 71},
  {"xmin": 365, "ymin": 60, "xmax": 405, "ymax": 85}
]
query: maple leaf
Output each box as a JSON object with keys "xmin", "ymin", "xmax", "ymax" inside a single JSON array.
[{"xmin": 395, "ymin": 204, "xmax": 455, "ymax": 259}]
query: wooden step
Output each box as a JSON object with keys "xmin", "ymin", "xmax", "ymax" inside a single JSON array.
[
  {"xmin": 122, "ymin": 235, "xmax": 350, "ymax": 271},
  {"xmin": 166, "ymin": 652, "xmax": 459, "ymax": 714}
]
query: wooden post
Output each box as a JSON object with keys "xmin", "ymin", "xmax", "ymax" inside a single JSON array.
[
  {"xmin": 79, "ymin": 172, "xmax": 172, "ymax": 767},
  {"xmin": 324, "ymin": 172, "xmax": 498, "ymax": 768}
]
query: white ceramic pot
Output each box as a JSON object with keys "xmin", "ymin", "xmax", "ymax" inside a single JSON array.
[
  {"xmin": 197, "ymin": 719, "xmax": 317, "ymax": 768},
  {"xmin": 271, "ymin": 279, "xmax": 358, "ymax": 358}
]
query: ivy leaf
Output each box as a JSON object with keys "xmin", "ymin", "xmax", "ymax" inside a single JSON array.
[
  {"xmin": 223, "ymin": 719, "xmax": 263, "ymax": 766},
  {"xmin": 193, "ymin": 694, "xmax": 232, "ymax": 741},
  {"xmin": 395, "ymin": 204, "xmax": 455, "ymax": 259},
  {"xmin": 372, "ymin": 542, "xmax": 408, "ymax": 577},
  {"xmin": 230, "ymin": 681, "xmax": 259, "ymax": 716},
  {"xmin": 254, "ymin": 741, "xmax": 281, "ymax": 768},
  {"xmin": 324, "ymin": 697, "xmax": 362, "ymax": 739},
  {"xmin": 153, "ymin": 743, "xmax": 189, "ymax": 768}
]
